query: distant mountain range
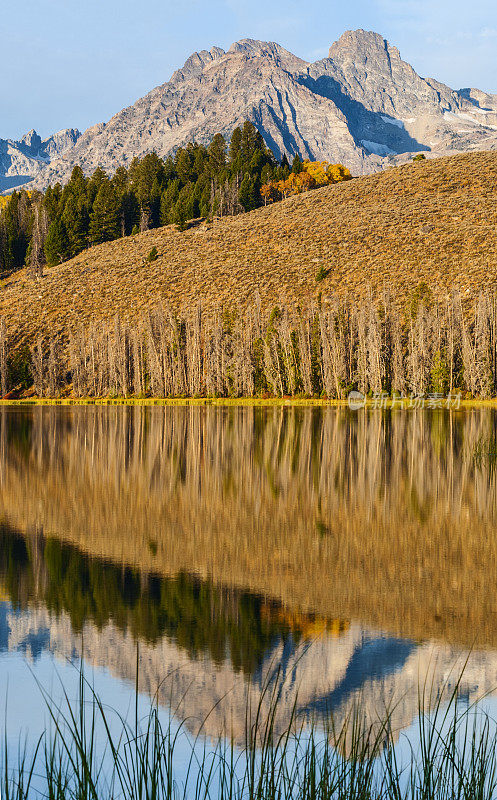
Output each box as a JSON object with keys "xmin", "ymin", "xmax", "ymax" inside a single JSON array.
[
  {"xmin": 0, "ymin": 128, "xmax": 81, "ymax": 191},
  {"xmin": 2, "ymin": 29, "xmax": 497, "ymax": 192}
]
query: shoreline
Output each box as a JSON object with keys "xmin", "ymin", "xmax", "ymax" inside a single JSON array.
[{"xmin": 1, "ymin": 397, "xmax": 497, "ymax": 408}]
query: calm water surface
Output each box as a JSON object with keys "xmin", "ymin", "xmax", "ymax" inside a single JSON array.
[{"xmin": 1, "ymin": 405, "xmax": 497, "ymax": 756}]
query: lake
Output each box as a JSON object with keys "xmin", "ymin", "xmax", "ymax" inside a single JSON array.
[{"xmin": 1, "ymin": 404, "xmax": 497, "ymax": 781}]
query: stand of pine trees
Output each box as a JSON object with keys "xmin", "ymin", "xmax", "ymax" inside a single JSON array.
[{"xmin": 0, "ymin": 122, "xmax": 297, "ymax": 276}]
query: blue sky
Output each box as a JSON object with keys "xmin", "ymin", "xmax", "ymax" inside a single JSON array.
[{"xmin": 3, "ymin": 0, "xmax": 497, "ymax": 141}]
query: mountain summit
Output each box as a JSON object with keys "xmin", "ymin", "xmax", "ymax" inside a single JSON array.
[{"xmin": 2, "ymin": 30, "xmax": 497, "ymax": 191}]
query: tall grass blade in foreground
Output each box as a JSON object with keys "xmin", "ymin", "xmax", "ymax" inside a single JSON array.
[{"xmin": 2, "ymin": 665, "xmax": 497, "ymax": 800}]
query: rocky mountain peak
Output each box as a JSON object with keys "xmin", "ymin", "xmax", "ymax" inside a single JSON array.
[
  {"xmin": 42, "ymin": 128, "xmax": 81, "ymax": 157},
  {"xmin": 3, "ymin": 29, "xmax": 497, "ymax": 193},
  {"xmin": 228, "ymin": 38, "xmax": 307, "ymax": 69},
  {"xmin": 20, "ymin": 129, "xmax": 42, "ymax": 153},
  {"xmin": 329, "ymin": 29, "xmax": 397, "ymax": 62},
  {"xmin": 171, "ymin": 46, "xmax": 226, "ymax": 83},
  {"xmin": 320, "ymin": 27, "xmax": 463, "ymax": 118},
  {"xmin": 458, "ymin": 87, "xmax": 497, "ymax": 111}
]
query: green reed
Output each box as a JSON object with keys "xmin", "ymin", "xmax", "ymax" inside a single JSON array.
[{"xmin": 2, "ymin": 666, "xmax": 497, "ymax": 800}]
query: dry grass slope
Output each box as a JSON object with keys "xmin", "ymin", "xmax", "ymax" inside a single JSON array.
[{"xmin": 1, "ymin": 151, "xmax": 496, "ymax": 346}]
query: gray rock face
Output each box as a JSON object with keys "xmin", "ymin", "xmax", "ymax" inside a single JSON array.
[
  {"xmin": 42, "ymin": 128, "xmax": 81, "ymax": 158},
  {"xmin": 3, "ymin": 29, "xmax": 497, "ymax": 190},
  {"xmin": 0, "ymin": 128, "xmax": 81, "ymax": 191}
]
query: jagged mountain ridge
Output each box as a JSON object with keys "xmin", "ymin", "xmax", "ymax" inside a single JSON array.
[
  {"xmin": 3, "ymin": 29, "xmax": 497, "ymax": 191},
  {"xmin": 0, "ymin": 128, "xmax": 81, "ymax": 191}
]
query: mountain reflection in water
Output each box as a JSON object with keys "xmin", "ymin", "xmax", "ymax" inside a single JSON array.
[{"xmin": 1, "ymin": 405, "xmax": 497, "ymax": 743}]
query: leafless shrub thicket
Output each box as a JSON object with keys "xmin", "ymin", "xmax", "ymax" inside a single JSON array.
[{"xmin": 1, "ymin": 292, "xmax": 497, "ymax": 398}]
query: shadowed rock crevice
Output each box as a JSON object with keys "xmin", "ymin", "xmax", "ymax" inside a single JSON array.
[{"xmin": 299, "ymin": 74, "xmax": 428, "ymax": 155}]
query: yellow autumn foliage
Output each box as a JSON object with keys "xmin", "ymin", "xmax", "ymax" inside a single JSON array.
[
  {"xmin": 0, "ymin": 191, "xmax": 33, "ymax": 213},
  {"xmin": 261, "ymin": 603, "xmax": 351, "ymax": 639},
  {"xmin": 0, "ymin": 581, "xmax": 10, "ymax": 602},
  {"xmin": 260, "ymin": 160, "xmax": 352, "ymax": 204}
]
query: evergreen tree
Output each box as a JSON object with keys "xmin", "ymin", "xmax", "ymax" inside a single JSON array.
[
  {"xmin": 173, "ymin": 183, "xmax": 195, "ymax": 230},
  {"xmin": 162, "ymin": 156, "xmax": 175, "ymax": 182},
  {"xmin": 292, "ymin": 154, "xmax": 303, "ymax": 174},
  {"xmin": 199, "ymin": 183, "xmax": 211, "ymax": 218},
  {"xmin": 239, "ymin": 173, "xmax": 258, "ymax": 212},
  {"xmin": 149, "ymin": 177, "xmax": 162, "ymax": 227},
  {"xmin": 261, "ymin": 164, "xmax": 274, "ymax": 185},
  {"xmin": 175, "ymin": 147, "xmax": 194, "ymax": 185},
  {"xmin": 44, "ymin": 218, "xmax": 70, "ymax": 266},
  {"xmin": 121, "ymin": 191, "xmax": 140, "ymax": 235},
  {"xmin": 2, "ymin": 191, "xmax": 31, "ymax": 270},
  {"xmin": 112, "ymin": 165, "xmax": 129, "ymax": 197},
  {"xmin": 229, "ymin": 127, "xmax": 243, "ymax": 169},
  {"xmin": 28, "ymin": 200, "xmax": 48, "ymax": 277},
  {"xmin": 62, "ymin": 196, "xmax": 89, "ymax": 256},
  {"xmin": 193, "ymin": 144, "xmax": 207, "ymax": 179},
  {"xmin": 207, "ymin": 134, "xmax": 227, "ymax": 176},
  {"xmin": 88, "ymin": 167, "xmax": 108, "ymax": 205},
  {"xmin": 132, "ymin": 153, "xmax": 165, "ymax": 205},
  {"xmin": 65, "ymin": 165, "xmax": 88, "ymax": 203},
  {"xmin": 240, "ymin": 121, "xmax": 264, "ymax": 167},
  {"xmin": 43, "ymin": 184, "xmax": 63, "ymax": 220},
  {"xmin": 160, "ymin": 180, "xmax": 181, "ymax": 226},
  {"xmin": 89, "ymin": 181, "xmax": 121, "ymax": 244}
]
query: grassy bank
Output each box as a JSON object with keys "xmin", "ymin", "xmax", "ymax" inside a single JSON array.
[
  {"xmin": 0, "ymin": 396, "xmax": 496, "ymax": 408},
  {"xmin": 2, "ymin": 396, "xmax": 346, "ymax": 407},
  {"xmin": 2, "ymin": 668, "xmax": 497, "ymax": 800}
]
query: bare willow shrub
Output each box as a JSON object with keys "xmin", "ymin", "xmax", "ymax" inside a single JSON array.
[
  {"xmin": 0, "ymin": 320, "xmax": 8, "ymax": 397},
  {"xmin": 204, "ymin": 310, "xmax": 225, "ymax": 396},
  {"xmin": 407, "ymin": 305, "xmax": 431, "ymax": 396},
  {"xmin": 298, "ymin": 314, "xmax": 313, "ymax": 395},
  {"xmin": 276, "ymin": 311, "xmax": 297, "ymax": 396},
  {"xmin": 30, "ymin": 337, "xmax": 45, "ymax": 397},
  {"xmin": 319, "ymin": 306, "xmax": 348, "ymax": 399},
  {"xmin": 366, "ymin": 300, "xmax": 384, "ymax": 394},
  {"xmin": 355, "ymin": 308, "xmax": 368, "ymax": 394},
  {"xmin": 3, "ymin": 292, "xmax": 497, "ymax": 399},
  {"xmin": 235, "ymin": 310, "xmax": 255, "ymax": 397},
  {"xmin": 146, "ymin": 310, "xmax": 165, "ymax": 397},
  {"xmin": 166, "ymin": 304, "xmax": 187, "ymax": 396},
  {"xmin": 389, "ymin": 312, "xmax": 406, "ymax": 395},
  {"xmin": 113, "ymin": 316, "xmax": 130, "ymax": 397},
  {"xmin": 263, "ymin": 336, "xmax": 282, "ymax": 396},
  {"xmin": 131, "ymin": 329, "xmax": 145, "ymax": 396},
  {"xmin": 473, "ymin": 295, "xmax": 494, "ymax": 398},
  {"xmin": 69, "ymin": 330, "xmax": 89, "ymax": 397},
  {"xmin": 47, "ymin": 339, "xmax": 61, "ymax": 397},
  {"xmin": 186, "ymin": 303, "xmax": 202, "ymax": 397}
]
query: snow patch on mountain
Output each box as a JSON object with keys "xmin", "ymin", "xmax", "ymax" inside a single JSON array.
[
  {"xmin": 381, "ymin": 116, "xmax": 405, "ymax": 129},
  {"xmin": 361, "ymin": 140, "xmax": 396, "ymax": 156}
]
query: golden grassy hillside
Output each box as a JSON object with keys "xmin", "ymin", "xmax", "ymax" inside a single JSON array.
[{"xmin": 1, "ymin": 151, "xmax": 497, "ymax": 345}]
